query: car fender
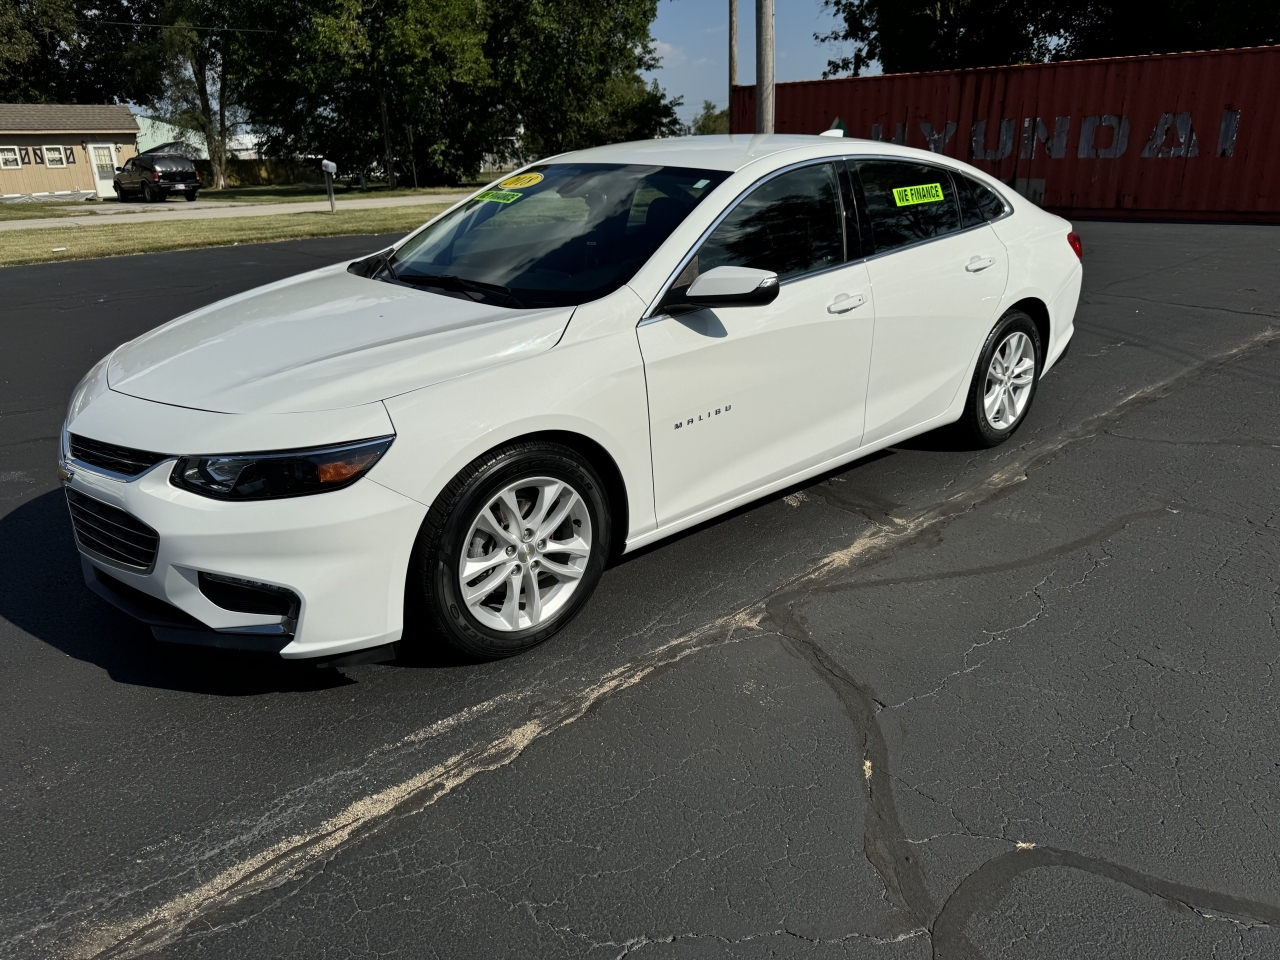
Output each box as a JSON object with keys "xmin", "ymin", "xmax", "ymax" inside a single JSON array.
[{"xmin": 374, "ymin": 287, "xmax": 657, "ymax": 545}]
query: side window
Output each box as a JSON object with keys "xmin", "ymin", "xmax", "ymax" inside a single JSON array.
[
  {"xmin": 855, "ymin": 160, "xmax": 962, "ymax": 254},
  {"xmin": 966, "ymin": 176, "xmax": 1010, "ymax": 221},
  {"xmin": 954, "ymin": 174, "xmax": 986, "ymax": 229},
  {"xmin": 696, "ymin": 163, "xmax": 844, "ymax": 281}
]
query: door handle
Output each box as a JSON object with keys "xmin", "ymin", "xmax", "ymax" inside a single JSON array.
[
  {"xmin": 827, "ymin": 293, "xmax": 866, "ymax": 314},
  {"xmin": 965, "ymin": 256, "xmax": 996, "ymax": 273}
]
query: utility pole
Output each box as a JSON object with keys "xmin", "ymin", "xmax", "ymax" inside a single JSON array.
[
  {"xmin": 729, "ymin": 0, "xmax": 737, "ymax": 93},
  {"xmin": 755, "ymin": 0, "xmax": 774, "ymax": 134}
]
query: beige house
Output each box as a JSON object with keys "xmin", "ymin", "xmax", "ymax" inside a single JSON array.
[{"xmin": 0, "ymin": 104, "xmax": 139, "ymax": 202}]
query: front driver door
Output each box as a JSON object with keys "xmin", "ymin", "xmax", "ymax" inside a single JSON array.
[{"xmin": 638, "ymin": 161, "xmax": 875, "ymax": 528}]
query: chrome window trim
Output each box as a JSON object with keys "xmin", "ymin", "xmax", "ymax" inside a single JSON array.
[
  {"xmin": 640, "ymin": 157, "xmax": 856, "ymax": 323},
  {"xmin": 640, "ymin": 151, "xmax": 1015, "ymax": 325}
]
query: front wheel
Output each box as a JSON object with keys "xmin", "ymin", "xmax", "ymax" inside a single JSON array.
[
  {"xmin": 956, "ymin": 310, "xmax": 1043, "ymax": 447},
  {"xmin": 406, "ymin": 442, "xmax": 611, "ymax": 659}
]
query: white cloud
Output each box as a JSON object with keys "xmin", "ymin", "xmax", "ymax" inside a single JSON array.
[{"xmin": 651, "ymin": 40, "xmax": 688, "ymax": 67}]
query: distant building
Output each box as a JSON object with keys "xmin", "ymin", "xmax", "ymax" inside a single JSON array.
[
  {"xmin": 135, "ymin": 116, "xmax": 261, "ymax": 160},
  {"xmin": 0, "ymin": 103, "xmax": 140, "ymax": 202}
]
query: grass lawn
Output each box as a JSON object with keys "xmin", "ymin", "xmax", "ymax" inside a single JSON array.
[
  {"xmin": 0, "ymin": 204, "xmax": 449, "ymax": 267},
  {"xmin": 199, "ymin": 183, "xmax": 477, "ymax": 204},
  {"xmin": 0, "ymin": 202, "xmax": 97, "ymax": 221}
]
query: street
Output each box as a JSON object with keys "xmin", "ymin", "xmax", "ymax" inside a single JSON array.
[{"xmin": 2, "ymin": 223, "xmax": 1279, "ymax": 959}]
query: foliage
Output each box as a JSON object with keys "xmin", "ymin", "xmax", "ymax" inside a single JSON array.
[
  {"xmin": 817, "ymin": 0, "xmax": 1280, "ymax": 75},
  {"xmin": 691, "ymin": 100, "xmax": 729, "ymax": 136},
  {"xmin": 0, "ymin": 0, "xmax": 162, "ymax": 103},
  {"xmin": 1054, "ymin": 1, "xmax": 1280, "ymax": 60},
  {"xmin": 817, "ymin": 0, "xmax": 1061, "ymax": 76},
  {"xmin": 483, "ymin": 0, "xmax": 683, "ymax": 158},
  {"xmin": 0, "ymin": 0, "xmax": 683, "ymax": 185}
]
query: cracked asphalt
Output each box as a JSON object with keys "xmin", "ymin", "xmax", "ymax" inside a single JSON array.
[{"xmin": 2, "ymin": 223, "xmax": 1279, "ymax": 959}]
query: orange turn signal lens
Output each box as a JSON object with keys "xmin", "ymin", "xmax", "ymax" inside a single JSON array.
[{"xmin": 317, "ymin": 452, "xmax": 379, "ymax": 483}]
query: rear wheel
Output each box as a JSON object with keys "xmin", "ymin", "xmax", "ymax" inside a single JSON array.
[
  {"xmin": 406, "ymin": 442, "xmax": 611, "ymax": 659},
  {"xmin": 141, "ymin": 180, "xmax": 157, "ymax": 202},
  {"xmin": 956, "ymin": 309, "xmax": 1043, "ymax": 447},
  {"xmin": 185, "ymin": 191, "xmax": 198, "ymax": 201}
]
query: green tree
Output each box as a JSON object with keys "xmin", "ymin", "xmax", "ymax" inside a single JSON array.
[
  {"xmin": 0, "ymin": 0, "xmax": 161, "ymax": 103},
  {"xmin": 817, "ymin": 0, "xmax": 1280, "ymax": 76},
  {"xmin": 235, "ymin": 0, "xmax": 500, "ymax": 184},
  {"xmin": 484, "ymin": 0, "xmax": 683, "ymax": 159},
  {"xmin": 818, "ymin": 0, "xmax": 1059, "ymax": 76},
  {"xmin": 690, "ymin": 100, "xmax": 729, "ymax": 135},
  {"xmin": 1054, "ymin": 1, "xmax": 1280, "ymax": 60}
]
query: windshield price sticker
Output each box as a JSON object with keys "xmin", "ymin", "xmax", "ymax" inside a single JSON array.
[
  {"xmin": 476, "ymin": 190, "xmax": 523, "ymax": 204},
  {"xmin": 499, "ymin": 172, "xmax": 543, "ymax": 189},
  {"xmin": 892, "ymin": 182, "xmax": 945, "ymax": 206}
]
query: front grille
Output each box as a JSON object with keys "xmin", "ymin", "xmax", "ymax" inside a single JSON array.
[
  {"xmin": 69, "ymin": 433, "xmax": 168, "ymax": 477},
  {"xmin": 66, "ymin": 489, "xmax": 159, "ymax": 572}
]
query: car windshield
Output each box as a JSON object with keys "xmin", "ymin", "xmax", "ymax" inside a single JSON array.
[{"xmin": 383, "ymin": 163, "xmax": 730, "ymax": 308}]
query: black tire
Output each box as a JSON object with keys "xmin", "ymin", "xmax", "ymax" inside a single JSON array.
[
  {"xmin": 114, "ymin": 181, "xmax": 129, "ymax": 202},
  {"xmin": 956, "ymin": 309, "xmax": 1043, "ymax": 448},
  {"xmin": 406, "ymin": 442, "xmax": 612, "ymax": 660},
  {"xmin": 141, "ymin": 180, "xmax": 156, "ymax": 202},
  {"xmin": 185, "ymin": 191, "xmax": 198, "ymax": 201}
]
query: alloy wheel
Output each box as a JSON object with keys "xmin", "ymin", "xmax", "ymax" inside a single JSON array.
[
  {"xmin": 983, "ymin": 330, "xmax": 1036, "ymax": 431},
  {"xmin": 458, "ymin": 476, "xmax": 593, "ymax": 632}
]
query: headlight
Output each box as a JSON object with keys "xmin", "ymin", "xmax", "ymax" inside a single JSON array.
[{"xmin": 171, "ymin": 436, "xmax": 394, "ymax": 501}]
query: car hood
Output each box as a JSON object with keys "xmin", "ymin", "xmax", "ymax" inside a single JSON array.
[{"xmin": 107, "ymin": 265, "xmax": 575, "ymax": 414}]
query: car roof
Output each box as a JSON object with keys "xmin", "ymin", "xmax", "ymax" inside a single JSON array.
[{"xmin": 550, "ymin": 134, "xmax": 950, "ymax": 173}]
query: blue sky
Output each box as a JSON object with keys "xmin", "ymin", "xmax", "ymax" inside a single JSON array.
[{"xmin": 645, "ymin": 0, "xmax": 880, "ymax": 124}]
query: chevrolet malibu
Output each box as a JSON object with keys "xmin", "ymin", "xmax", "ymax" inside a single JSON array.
[{"xmin": 61, "ymin": 134, "xmax": 1082, "ymax": 663}]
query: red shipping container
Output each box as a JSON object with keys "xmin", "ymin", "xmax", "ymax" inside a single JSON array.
[{"xmin": 730, "ymin": 46, "xmax": 1280, "ymax": 221}]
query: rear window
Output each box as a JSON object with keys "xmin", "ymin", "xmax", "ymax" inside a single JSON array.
[{"xmin": 152, "ymin": 157, "xmax": 196, "ymax": 172}]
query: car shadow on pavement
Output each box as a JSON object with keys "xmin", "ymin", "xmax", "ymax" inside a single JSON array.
[{"xmin": 0, "ymin": 490, "xmax": 355, "ymax": 695}]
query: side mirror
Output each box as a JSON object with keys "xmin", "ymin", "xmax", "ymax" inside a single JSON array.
[
  {"xmin": 115, "ymin": 166, "xmax": 124, "ymax": 173},
  {"xmin": 686, "ymin": 266, "xmax": 780, "ymax": 308}
]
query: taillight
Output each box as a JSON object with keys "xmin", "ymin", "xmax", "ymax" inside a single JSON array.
[
  {"xmin": 1067, "ymin": 231, "xmax": 1083, "ymax": 260},
  {"xmin": 151, "ymin": 170, "xmax": 159, "ymax": 181}
]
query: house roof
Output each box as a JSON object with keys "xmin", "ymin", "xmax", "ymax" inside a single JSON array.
[{"xmin": 0, "ymin": 103, "xmax": 139, "ymax": 135}]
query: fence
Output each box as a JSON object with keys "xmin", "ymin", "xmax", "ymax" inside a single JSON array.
[
  {"xmin": 729, "ymin": 46, "xmax": 1280, "ymax": 221},
  {"xmin": 193, "ymin": 158, "xmax": 325, "ymax": 187}
]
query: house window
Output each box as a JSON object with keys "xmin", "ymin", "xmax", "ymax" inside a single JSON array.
[
  {"xmin": 0, "ymin": 147, "xmax": 19, "ymax": 169},
  {"xmin": 64, "ymin": 145, "xmax": 77, "ymax": 164},
  {"xmin": 32, "ymin": 146, "xmax": 44, "ymax": 164},
  {"xmin": 44, "ymin": 145, "xmax": 66, "ymax": 168}
]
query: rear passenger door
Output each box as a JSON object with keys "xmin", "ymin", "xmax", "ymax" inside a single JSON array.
[{"xmin": 853, "ymin": 160, "xmax": 1009, "ymax": 446}]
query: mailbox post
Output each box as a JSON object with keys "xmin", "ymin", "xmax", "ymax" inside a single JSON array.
[{"xmin": 321, "ymin": 159, "xmax": 337, "ymax": 213}]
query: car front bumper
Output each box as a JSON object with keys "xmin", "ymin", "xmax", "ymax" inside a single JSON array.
[{"xmin": 64, "ymin": 457, "xmax": 427, "ymax": 659}]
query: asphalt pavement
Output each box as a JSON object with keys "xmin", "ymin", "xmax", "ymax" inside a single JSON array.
[{"xmin": 2, "ymin": 223, "xmax": 1279, "ymax": 959}]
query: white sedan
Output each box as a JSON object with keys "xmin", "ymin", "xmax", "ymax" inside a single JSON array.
[{"xmin": 61, "ymin": 135, "xmax": 1082, "ymax": 663}]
